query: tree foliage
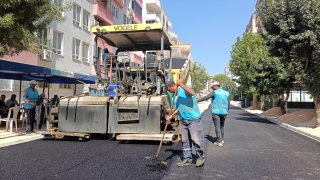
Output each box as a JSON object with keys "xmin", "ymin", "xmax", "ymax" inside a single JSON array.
[
  {"xmin": 189, "ymin": 62, "xmax": 210, "ymax": 94},
  {"xmin": 0, "ymin": 0, "xmax": 72, "ymax": 57},
  {"xmin": 212, "ymin": 74, "xmax": 238, "ymax": 100},
  {"xmin": 229, "ymin": 32, "xmax": 291, "ymax": 109},
  {"xmin": 259, "ymin": 0, "xmax": 320, "ymax": 126},
  {"xmin": 230, "ymin": 32, "xmax": 289, "ymax": 94}
]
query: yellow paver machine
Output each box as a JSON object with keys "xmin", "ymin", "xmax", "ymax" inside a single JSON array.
[{"xmin": 42, "ymin": 23, "xmax": 192, "ymax": 142}]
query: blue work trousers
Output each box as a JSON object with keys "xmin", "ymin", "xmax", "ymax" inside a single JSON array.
[{"xmin": 181, "ymin": 118, "xmax": 205, "ymax": 162}]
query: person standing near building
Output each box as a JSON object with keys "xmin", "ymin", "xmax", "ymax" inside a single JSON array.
[
  {"xmin": 166, "ymin": 80, "xmax": 205, "ymax": 167},
  {"xmin": 23, "ymin": 80, "xmax": 40, "ymax": 134},
  {"xmin": 197, "ymin": 81, "xmax": 230, "ymax": 147}
]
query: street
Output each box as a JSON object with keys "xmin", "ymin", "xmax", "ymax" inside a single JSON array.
[{"xmin": 1, "ymin": 106, "xmax": 319, "ymax": 180}]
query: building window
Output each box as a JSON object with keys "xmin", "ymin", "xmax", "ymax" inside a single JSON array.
[
  {"xmin": 73, "ymin": 4, "xmax": 81, "ymax": 26},
  {"xmin": 38, "ymin": 82, "xmax": 52, "ymax": 88},
  {"xmin": 82, "ymin": 42, "xmax": 89, "ymax": 62},
  {"xmin": 83, "ymin": 10, "xmax": 90, "ymax": 31},
  {"xmin": 59, "ymin": 84, "xmax": 73, "ymax": 89},
  {"xmin": 54, "ymin": 0, "xmax": 64, "ymax": 16},
  {"xmin": 123, "ymin": 14, "xmax": 127, "ymax": 24},
  {"xmin": 39, "ymin": 27, "xmax": 49, "ymax": 49},
  {"xmin": 53, "ymin": 30, "xmax": 63, "ymax": 55},
  {"xmin": 72, "ymin": 38, "xmax": 80, "ymax": 60},
  {"xmin": 146, "ymin": 20, "xmax": 156, "ymax": 24},
  {"xmin": 112, "ymin": 5, "xmax": 118, "ymax": 18},
  {"xmin": 0, "ymin": 79, "xmax": 12, "ymax": 91},
  {"xmin": 132, "ymin": 0, "xmax": 142, "ymax": 16}
]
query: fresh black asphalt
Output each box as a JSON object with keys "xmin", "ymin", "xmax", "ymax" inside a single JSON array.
[{"xmin": 0, "ymin": 106, "xmax": 319, "ymax": 180}]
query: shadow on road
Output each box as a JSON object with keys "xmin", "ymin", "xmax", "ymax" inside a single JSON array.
[
  {"xmin": 235, "ymin": 113, "xmax": 276, "ymax": 125},
  {"xmin": 164, "ymin": 149, "xmax": 183, "ymax": 161},
  {"xmin": 205, "ymin": 135, "xmax": 217, "ymax": 144}
]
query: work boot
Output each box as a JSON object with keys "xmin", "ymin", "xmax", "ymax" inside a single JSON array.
[
  {"xmin": 196, "ymin": 158, "xmax": 205, "ymax": 167},
  {"xmin": 214, "ymin": 140, "xmax": 224, "ymax": 146},
  {"xmin": 177, "ymin": 159, "xmax": 192, "ymax": 167},
  {"xmin": 216, "ymin": 142, "xmax": 224, "ymax": 147}
]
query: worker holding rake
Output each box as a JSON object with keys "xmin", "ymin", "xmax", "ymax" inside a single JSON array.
[{"xmin": 166, "ymin": 79, "xmax": 205, "ymax": 167}]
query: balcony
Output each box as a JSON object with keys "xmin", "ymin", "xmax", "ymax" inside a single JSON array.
[
  {"xmin": 135, "ymin": 0, "xmax": 143, "ymax": 8},
  {"xmin": 93, "ymin": 0, "xmax": 113, "ymax": 25},
  {"xmin": 146, "ymin": 0, "xmax": 161, "ymax": 12},
  {"xmin": 114, "ymin": 0, "xmax": 124, "ymax": 8},
  {"xmin": 145, "ymin": 12, "xmax": 161, "ymax": 23},
  {"xmin": 168, "ymin": 20, "xmax": 172, "ymax": 28},
  {"xmin": 132, "ymin": 10, "xmax": 142, "ymax": 24},
  {"xmin": 130, "ymin": 53, "xmax": 142, "ymax": 65}
]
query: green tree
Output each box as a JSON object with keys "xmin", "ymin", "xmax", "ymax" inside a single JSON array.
[
  {"xmin": 0, "ymin": 0, "xmax": 72, "ymax": 57},
  {"xmin": 229, "ymin": 32, "xmax": 291, "ymax": 110},
  {"xmin": 212, "ymin": 74, "xmax": 238, "ymax": 100},
  {"xmin": 189, "ymin": 62, "xmax": 210, "ymax": 95},
  {"xmin": 259, "ymin": 0, "xmax": 320, "ymax": 126}
]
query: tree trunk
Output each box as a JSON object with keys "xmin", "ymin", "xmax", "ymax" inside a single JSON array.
[
  {"xmin": 314, "ymin": 99, "xmax": 320, "ymax": 127},
  {"xmin": 260, "ymin": 94, "xmax": 265, "ymax": 111},
  {"xmin": 280, "ymin": 86, "xmax": 290, "ymax": 114},
  {"xmin": 252, "ymin": 95, "xmax": 258, "ymax": 110},
  {"xmin": 279, "ymin": 99, "xmax": 288, "ymax": 114}
]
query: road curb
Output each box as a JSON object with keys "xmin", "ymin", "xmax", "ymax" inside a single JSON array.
[
  {"xmin": 235, "ymin": 106, "xmax": 320, "ymax": 143},
  {"xmin": 257, "ymin": 114, "xmax": 320, "ymax": 143}
]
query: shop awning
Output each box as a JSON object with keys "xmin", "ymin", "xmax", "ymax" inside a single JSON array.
[{"xmin": 0, "ymin": 59, "xmax": 96, "ymax": 84}]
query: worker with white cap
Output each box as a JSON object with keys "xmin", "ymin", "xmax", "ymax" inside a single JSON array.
[
  {"xmin": 197, "ymin": 81, "xmax": 230, "ymax": 147},
  {"xmin": 23, "ymin": 80, "xmax": 40, "ymax": 134}
]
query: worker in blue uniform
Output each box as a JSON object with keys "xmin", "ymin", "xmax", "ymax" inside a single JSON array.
[
  {"xmin": 166, "ymin": 80, "xmax": 205, "ymax": 167},
  {"xmin": 197, "ymin": 81, "xmax": 230, "ymax": 147}
]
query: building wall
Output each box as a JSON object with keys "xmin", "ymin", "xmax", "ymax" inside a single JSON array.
[{"xmin": 0, "ymin": 0, "xmax": 95, "ymax": 99}]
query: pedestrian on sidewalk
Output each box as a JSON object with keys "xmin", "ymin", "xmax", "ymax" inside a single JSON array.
[
  {"xmin": 197, "ymin": 81, "xmax": 230, "ymax": 147},
  {"xmin": 23, "ymin": 80, "xmax": 40, "ymax": 134},
  {"xmin": 166, "ymin": 80, "xmax": 205, "ymax": 167}
]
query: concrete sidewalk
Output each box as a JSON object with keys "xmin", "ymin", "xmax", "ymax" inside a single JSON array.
[{"xmin": 0, "ymin": 127, "xmax": 44, "ymax": 148}]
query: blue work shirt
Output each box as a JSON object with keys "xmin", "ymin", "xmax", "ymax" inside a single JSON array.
[{"xmin": 174, "ymin": 86, "xmax": 201, "ymax": 121}]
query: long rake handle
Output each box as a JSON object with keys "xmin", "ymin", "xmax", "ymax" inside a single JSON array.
[
  {"xmin": 155, "ymin": 71, "xmax": 181, "ymax": 158},
  {"xmin": 156, "ymin": 91, "xmax": 177, "ymax": 158}
]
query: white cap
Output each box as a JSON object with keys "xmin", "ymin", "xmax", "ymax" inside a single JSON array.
[
  {"xmin": 29, "ymin": 80, "xmax": 37, "ymax": 85},
  {"xmin": 211, "ymin": 81, "xmax": 220, "ymax": 87}
]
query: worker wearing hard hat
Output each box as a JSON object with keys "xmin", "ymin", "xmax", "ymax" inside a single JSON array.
[
  {"xmin": 166, "ymin": 80, "xmax": 205, "ymax": 167},
  {"xmin": 197, "ymin": 81, "xmax": 230, "ymax": 147},
  {"xmin": 23, "ymin": 80, "xmax": 39, "ymax": 134}
]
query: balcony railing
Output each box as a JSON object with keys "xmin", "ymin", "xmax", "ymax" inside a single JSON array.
[
  {"xmin": 93, "ymin": 0, "xmax": 113, "ymax": 25},
  {"xmin": 133, "ymin": 10, "xmax": 142, "ymax": 24},
  {"xmin": 114, "ymin": 0, "xmax": 124, "ymax": 8},
  {"xmin": 135, "ymin": 0, "xmax": 143, "ymax": 8}
]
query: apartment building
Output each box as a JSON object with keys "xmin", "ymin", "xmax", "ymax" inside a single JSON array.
[
  {"xmin": 0, "ymin": 0, "xmax": 95, "ymax": 99},
  {"xmin": 0, "ymin": 0, "xmax": 145, "ymax": 100},
  {"xmin": 93, "ymin": 0, "xmax": 144, "ymax": 67},
  {"xmin": 142, "ymin": 0, "xmax": 180, "ymax": 44},
  {"xmin": 245, "ymin": 0, "xmax": 262, "ymax": 33}
]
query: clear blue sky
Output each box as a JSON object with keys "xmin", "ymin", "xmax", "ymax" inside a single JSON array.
[{"xmin": 161, "ymin": 0, "xmax": 257, "ymax": 76}]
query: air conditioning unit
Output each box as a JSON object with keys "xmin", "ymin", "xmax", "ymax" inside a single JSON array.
[
  {"xmin": 42, "ymin": 49, "xmax": 53, "ymax": 62},
  {"xmin": 91, "ymin": 20, "xmax": 99, "ymax": 26}
]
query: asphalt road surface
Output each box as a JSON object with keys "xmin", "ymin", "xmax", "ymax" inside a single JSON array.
[{"xmin": 0, "ymin": 106, "xmax": 319, "ymax": 180}]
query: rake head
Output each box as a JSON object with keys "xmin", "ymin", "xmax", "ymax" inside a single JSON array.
[{"xmin": 145, "ymin": 156, "xmax": 167, "ymax": 165}]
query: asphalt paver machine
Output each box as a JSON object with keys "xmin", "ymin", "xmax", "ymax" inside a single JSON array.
[{"xmin": 43, "ymin": 23, "xmax": 191, "ymax": 142}]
